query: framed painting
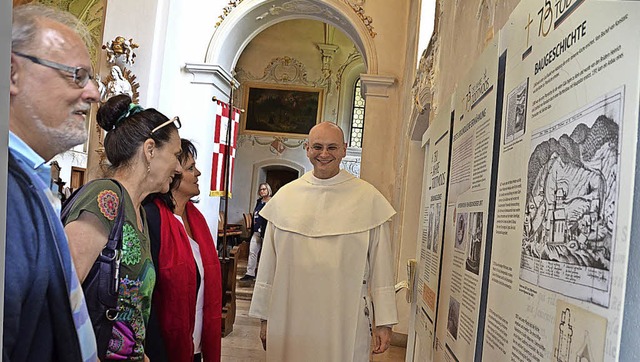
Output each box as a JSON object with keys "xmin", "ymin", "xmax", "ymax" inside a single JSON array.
[{"xmin": 242, "ymin": 83, "xmax": 324, "ymax": 138}]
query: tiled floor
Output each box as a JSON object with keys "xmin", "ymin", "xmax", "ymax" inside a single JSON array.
[{"xmin": 221, "ymin": 258, "xmax": 407, "ymax": 361}]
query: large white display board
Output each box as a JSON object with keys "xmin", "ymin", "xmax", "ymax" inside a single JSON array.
[
  {"xmin": 483, "ymin": 1, "xmax": 640, "ymax": 361},
  {"xmin": 434, "ymin": 38, "xmax": 502, "ymax": 362},
  {"xmin": 413, "ymin": 105, "xmax": 453, "ymax": 360}
]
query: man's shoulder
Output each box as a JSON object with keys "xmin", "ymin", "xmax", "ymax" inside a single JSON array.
[
  {"xmin": 7, "ymin": 154, "xmax": 38, "ymax": 206},
  {"xmin": 271, "ymin": 177, "xmax": 305, "ymax": 197},
  {"xmin": 341, "ymin": 173, "xmax": 386, "ymax": 198},
  {"xmin": 6, "ymin": 156, "xmax": 50, "ymax": 249}
]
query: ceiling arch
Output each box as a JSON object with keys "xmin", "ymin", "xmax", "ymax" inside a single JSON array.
[{"xmin": 205, "ymin": 0, "xmax": 378, "ymax": 75}]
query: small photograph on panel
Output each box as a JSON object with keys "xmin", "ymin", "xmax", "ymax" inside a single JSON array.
[
  {"xmin": 454, "ymin": 212, "xmax": 468, "ymax": 251},
  {"xmin": 465, "ymin": 211, "xmax": 484, "ymax": 275},
  {"xmin": 427, "ymin": 204, "xmax": 435, "ymax": 251},
  {"xmin": 504, "ymin": 78, "xmax": 528, "ymax": 144},
  {"xmin": 447, "ymin": 296, "xmax": 460, "ymax": 340},
  {"xmin": 433, "ymin": 203, "xmax": 442, "ymax": 254}
]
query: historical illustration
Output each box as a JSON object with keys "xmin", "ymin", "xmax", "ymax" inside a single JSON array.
[
  {"xmin": 465, "ymin": 211, "xmax": 483, "ymax": 275},
  {"xmin": 455, "ymin": 212, "xmax": 468, "ymax": 251},
  {"xmin": 447, "ymin": 296, "xmax": 461, "ymax": 341},
  {"xmin": 504, "ymin": 78, "xmax": 528, "ymax": 144},
  {"xmin": 553, "ymin": 301, "xmax": 607, "ymax": 362},
  {"xmin": 432, "ymin": 203, "xmax": 442, "ymax": 254},
  {"xmin": 520, "ymin": 88, "xmax": 623, "ymax": 306},
  {"xmin": 427, "ymin": 205, "xmax": 435, "ymax": 251}
]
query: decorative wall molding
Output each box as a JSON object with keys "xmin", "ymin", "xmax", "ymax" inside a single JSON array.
[
  {"xmin": 411, "ymin": 45, "xmax": 435, "ymax": 114},
  {"xmin": 315, "ymin": 43, "xmax": 339, "ymax": 91},
  {"xmin": 342, "ymin": 147, "xmax": 362, "ymax": 178},
  {"xmin": 344, "ymin": 0, "xmax": 376, "ymax": 38},
  {"xmin": 215, "ymin": 0, "xmax": 244, "ymax": 28},
  {"xmin": 256, "ymin": 0, "xmax": 343, "ymax": 23},
  {"xmin": 238, "ymin": 134, "xmax": 306, "ymax": 156},
  {"xmin": 235, "ymin": 56, "xmax": 315, "ymax": 86},
  {"xmin": 335, "ymin": 46, "xmax": 362, "ymax": 90},
  {"xmin": 184, "ymin": 63, "xmax": 240, "ymax": 96},
  {"xmin": 360, "ymin": 74, "xmax": 395, "ymax": 98}
]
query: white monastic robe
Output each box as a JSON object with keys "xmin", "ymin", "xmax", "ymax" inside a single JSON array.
[{"xmin": 249, "ymin": 170, "xmax": 398, "ymax": 362}]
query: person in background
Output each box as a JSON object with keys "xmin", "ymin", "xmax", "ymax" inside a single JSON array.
[
  {"xmin": 6, "ymin": 4, "xmax": 100, "ymax": 361},
  {"xmin": 239, "ymin": 182, "xmax": 272, "ymax": 283},
  {"xmin": 64, "ymin": 94, "xmax": 182, "ymax": 360},
  {"xmin": 144, "ymin": 139, "xmax": 223, "ymax": 362},
  {"xmin": 249, "ymin": 122, "xmax": 398, "ymax": 361}
]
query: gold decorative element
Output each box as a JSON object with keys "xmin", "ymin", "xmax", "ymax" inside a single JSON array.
[
  {"xmin": 344, "ymin": 0, "xmax": 376, "ymax": 38},
  {"xmin": 102, "ymin": 36, "xmax": 138, "ymax": 66},
  {"xmin": 100, "ymin": 35, "xmax": 141, "ymax": 103},
  {"xmin": 215, "ymin": 0, "xmax": 245, "ymax": 28}
]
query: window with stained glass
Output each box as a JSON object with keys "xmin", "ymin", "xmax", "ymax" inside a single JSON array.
[{"xmin": 349, "ymin": 78, "xmax": 365, "ymax": 148}]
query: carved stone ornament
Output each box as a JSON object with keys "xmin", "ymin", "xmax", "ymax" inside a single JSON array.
[
  {"xmin": 411, "ymin": 42, "xmax": 436, "ymax": 114},
  {"xmin": 335, "ymin": 46, "xmax": 362, "ymax": 90},
  {"xmin": 238, "ymin": 134, "xmax": 305, "ymax": 156},
  {"xmin": 341, "ymin": 147, "xmax": 362, "ymax": 178},
  {"xmin": 256, "ymin": 0, "xmax": 343, "ymax": 23},
  {"xmin": 215, "ymin": 0, "xmax": 245, "ymax": 28},
  {"xmin": 344, "ymin": 0, "xmax": 376, "ymax": 38},
  {"xmin": 236, "ymin": 56, "xmax": 314, "ymax": 85}
]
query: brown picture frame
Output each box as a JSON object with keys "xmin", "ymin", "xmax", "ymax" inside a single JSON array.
[{"xmin": 242, "ymin": 83, "xmax": 324, "ymax": 138}]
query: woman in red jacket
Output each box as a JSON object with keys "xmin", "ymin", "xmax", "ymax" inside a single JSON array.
[{"xmin": 145, "ymin": 139, "xmax": 222, "ymax": 362}]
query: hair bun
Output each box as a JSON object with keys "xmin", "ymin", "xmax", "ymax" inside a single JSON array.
[{"xmin": 96, "ymin": 94, "xmax": 133, "ymax": 131}]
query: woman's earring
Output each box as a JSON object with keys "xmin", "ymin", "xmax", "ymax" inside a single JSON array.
[{"xmin": 147, "ymin": 164, "xmax": 151, "ymax": 173}]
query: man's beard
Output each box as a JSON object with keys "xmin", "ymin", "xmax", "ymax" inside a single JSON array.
[{"xmin": 27, "ymin": 103, "xmax": 88, "ymax": 154}]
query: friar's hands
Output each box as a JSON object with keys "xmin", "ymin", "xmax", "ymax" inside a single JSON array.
[
  {"xmin": 372, "ymin": 326, "xmax": 392, "ymax": 354},
  {"xmin": 260, "ymin": 320, "xmax": 268, "ymax": 351}
]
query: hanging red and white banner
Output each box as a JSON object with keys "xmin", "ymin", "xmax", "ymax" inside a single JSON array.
[{"xmin": 210, "ymin": 99, "xmax": 241, "ymax": 197}]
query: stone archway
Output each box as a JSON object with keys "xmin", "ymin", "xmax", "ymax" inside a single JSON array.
[
  {"xmin": 250, "ymin": 159, "xmax": 305, "ymax": 204},
  {"xmin": 192, "ymin": 0, "xmax": 379, "ymax": 98}
]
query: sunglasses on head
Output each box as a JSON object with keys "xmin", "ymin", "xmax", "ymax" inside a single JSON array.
[{"xmin": 150, "ymin": 116, "xmax": 182, "ymax": 135}]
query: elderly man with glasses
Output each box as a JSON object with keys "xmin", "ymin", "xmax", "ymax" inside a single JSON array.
[{"xmin": 6, "ymin": 4, "xmax": 100, "ymax": 362}]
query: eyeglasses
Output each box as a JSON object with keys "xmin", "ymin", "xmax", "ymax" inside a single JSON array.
[
  {"xmin": 13, "ymin": 51, "xmax": 94, "ymax": 88},
  {"xmin": 150, "ymin": 116, "xmax": 182, "ymax": 135}
]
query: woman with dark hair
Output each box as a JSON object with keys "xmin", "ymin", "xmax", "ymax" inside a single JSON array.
[
  {"xmin": 144, "ymin": 139, "xmax": 223, "ymax": 362},
  {"xmin": 64, "ymin": 94, "xmax": 182, "ymax": 360},
  {"xmin": 239, "ymin": 182, "xmax": 272, "ymax": 283}
]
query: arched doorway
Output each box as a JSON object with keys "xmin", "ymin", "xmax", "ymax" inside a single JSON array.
[{"xmin": 265, "ymin": 167, "xmax": 298, "ymax": 196}]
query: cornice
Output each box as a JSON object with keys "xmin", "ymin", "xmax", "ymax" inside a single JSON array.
[
  {"xmin": 184, "ymin": 63, "xmax": 240, "ymax": 92},
  {"xmin": 360, "ymin": 74, "xmax": 395, "ymax": 98}
]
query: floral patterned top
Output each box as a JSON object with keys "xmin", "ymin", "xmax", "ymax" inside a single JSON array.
[{"xmin": 64, "ymin": 180, "xmax": 156, "ymax": 361}]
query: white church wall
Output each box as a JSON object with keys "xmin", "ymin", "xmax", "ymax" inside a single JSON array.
[{"xmin": 100, "ymin": 0, "xmax": 234, "ymax": 241}]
